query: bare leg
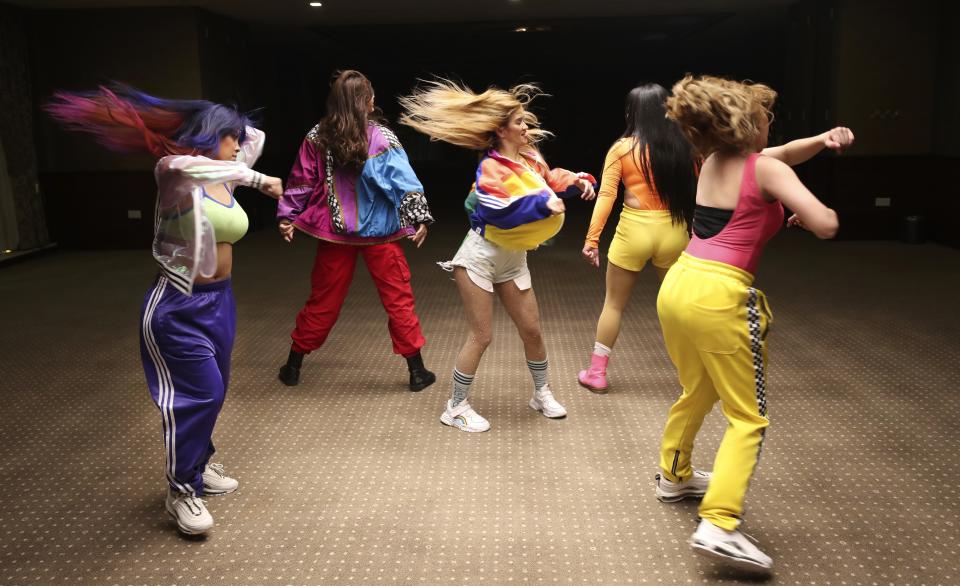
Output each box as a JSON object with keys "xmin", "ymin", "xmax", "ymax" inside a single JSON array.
[
  {"xmin": 495, "ymin": 280, "xmax": 545, "ymax": 361},
  {"xmin": 442, "ymin": 268, "xmax": 496, "ymax": 429},
  {"xmin": 654, "ymin": 265, "xmax": 670, "ymax": 282},
  {"xmin": 497, "ymin": 279, "xmax": 567, "ymax": 417},
  {"xmin": 594, "ymin": 263, "xmax": 641, "ymax": 348},
  {"xmin": 453, "ymin": 268, "xmax": 494, "ymax": 375}
]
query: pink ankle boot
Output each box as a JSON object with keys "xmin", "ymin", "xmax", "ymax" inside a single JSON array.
[{"xmin": 578, "ymin": 353, "xmax": 609, "ymax": 393}]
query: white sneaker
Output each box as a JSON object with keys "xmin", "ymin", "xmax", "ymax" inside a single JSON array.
[
  {"xmin": 690, "ymin": 519, "xmax": 773, "ymax": 574},
  {"xmin": 165, "ymin": 489, "xmax": 214, "ymax": 535},
  {"xmin": 655, "ymin": 469, "xmax": 711, "ymax": 502},
  {"xmin": 440, "ymin": 400, "xmax": 490, "ymax": 432},
  {"xmin": 202, "ymin": 463, "xmax": 239, "ymax": 495},
  {"xmin": 529, "ymin": 384, "xmax": 567, "ymax": 418}
]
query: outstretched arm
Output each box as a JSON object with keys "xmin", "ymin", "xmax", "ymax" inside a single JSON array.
[
  {"xmin": 756, "ymin": 156, "xmax": 838, "ymax": 239},
  {"xmin": 762, "ymin": 127, "xmax": 855, "ymax": 166},
  {"xmin": 522, "ymin": 148, "xmax": 596, "ymax": 201},
  {"xmin": 156, "ymin": 154, "xmax": 281, "ymax": 211},
  {"xmin": 583, "ymin": 142, "xmax": 625, "ymax": 267}
]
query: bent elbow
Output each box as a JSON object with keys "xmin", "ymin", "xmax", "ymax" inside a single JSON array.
[
  {"xmin": 815, "ymin": 211, "xmax": 839, "ymax": 239},
  {"xmin": 816, "ymin": 225, "xmax": 838, "ymax": 239}
]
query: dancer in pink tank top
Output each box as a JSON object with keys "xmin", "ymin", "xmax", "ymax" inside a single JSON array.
[
  {"xmin": 684, "ymin": 153, "xmax": 784, "ymax": 274},
  {"xmin": 653, "ymin": 74, "xmax": 853, "ymax": 575}
]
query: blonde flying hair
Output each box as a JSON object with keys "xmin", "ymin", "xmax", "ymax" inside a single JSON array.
[
  {"xmin": 665, "ymin": 74, "xmax": 777, "ymax": 156},
  {"xmin": 398, "ymin": 78, "xmax": 551, "ymax": 151}
]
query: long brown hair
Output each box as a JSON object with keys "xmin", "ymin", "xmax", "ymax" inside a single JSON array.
[{"xmin": 316, "ymin": 70, "xmax": 379, "ymax": 170}]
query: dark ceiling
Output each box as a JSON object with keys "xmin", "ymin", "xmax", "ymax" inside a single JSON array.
[{"xmin": 5, "ymin": 0, "xmax": 795, "ymax": 27}]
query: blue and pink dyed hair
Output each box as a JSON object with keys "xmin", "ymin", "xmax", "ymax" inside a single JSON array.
[{"xmin": 45, "ymin": 83, "xmax": 253, "ymax": 157}]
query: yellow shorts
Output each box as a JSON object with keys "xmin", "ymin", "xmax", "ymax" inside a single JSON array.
[{"xmin": 607, "ymin": 207, "xmax": 689, "ymax": 272}]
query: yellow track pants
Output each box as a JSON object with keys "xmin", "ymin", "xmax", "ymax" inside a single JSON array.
[{"xmin": 656, "ymin": 252, "xmax": 773, "ymax": 530}]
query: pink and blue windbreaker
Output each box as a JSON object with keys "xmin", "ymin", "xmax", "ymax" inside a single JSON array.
[{"xmin": 277, "ymin": 122, "xmax": 433, "ymax": 245}]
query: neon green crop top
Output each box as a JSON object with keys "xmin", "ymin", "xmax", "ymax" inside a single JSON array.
[{"xmin": 200, "ymin": 185, "xmax": 248, "ymax": 244}]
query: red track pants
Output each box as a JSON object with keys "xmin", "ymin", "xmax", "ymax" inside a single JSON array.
[{"xmin": 290, "ymin": 240, "xmax": 426, "ymax": 358}]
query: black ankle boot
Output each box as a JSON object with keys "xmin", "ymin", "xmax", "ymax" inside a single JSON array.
[
  {"xmin": 409, "ymin": 368, "xmax": 436, "ymax": 392},
  {"xmin": 278, "ymin": 349, "xmax": 304, "ymax": 386},
  {"xmin": 406, "ymin": 352, "xmax": 436, "ymax": 392}
]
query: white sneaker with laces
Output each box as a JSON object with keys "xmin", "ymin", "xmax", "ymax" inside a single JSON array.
[
  {"xmin": 202, "ymin": 463, "xmax": 239, "ymax": 495},
  {"xmin": 655, "ymin": 469, "xmax": 711, "ymax": 502},
  {"xmin": 440, "ymin": 400, "xmax": 490, "ymax": 432},
  {"xmin": 165, "ymin": 489, "xmax": 214, "ymax": 535},
  {"xmin": 529, "ymin": 384, "xmax": 567, "ymax": 418},
  {"xmin": 690, "ymin": 519, "xmax": 773, "ymax": 574}
]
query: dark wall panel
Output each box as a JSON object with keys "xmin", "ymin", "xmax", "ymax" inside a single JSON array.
[
  {"xmin": 19, "ymin": 1, "xmax": 956, "ymax": 249},
  {"xmin": 29, "ymin": 7, "xmax": 203, "ymax": 249},
  {"xmin": 0, "ymin": 2, "xmax": 48, "ymax": 250}
]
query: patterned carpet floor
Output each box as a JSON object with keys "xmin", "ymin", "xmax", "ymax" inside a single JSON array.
[{"xmin": 1, "ymin": 218, "xmax": 957, "ymax": 585}]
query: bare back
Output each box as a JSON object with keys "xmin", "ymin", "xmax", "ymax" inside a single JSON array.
[{"xmin": 696, "ymin": 153, "xmax": 774, "ymax": 209}]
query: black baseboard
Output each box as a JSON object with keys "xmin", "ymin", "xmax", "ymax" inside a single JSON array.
[{"xmin": 0, "ymin": 242, "xmax": 58, "ymax": 268}]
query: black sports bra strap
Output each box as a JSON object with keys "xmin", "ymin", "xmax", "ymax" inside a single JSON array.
[{"xmin": 693, "ymin": 204, "xmax": 734, "ymax": 239}]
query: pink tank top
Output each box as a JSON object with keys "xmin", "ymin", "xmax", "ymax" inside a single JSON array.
[{"xmin": 686, "ymin": 154, "xmax": 784, "ymax": 275}]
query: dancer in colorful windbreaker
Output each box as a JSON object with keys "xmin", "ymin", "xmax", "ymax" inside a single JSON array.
[
  {"xmin": 46, "ymin": 84, "xmax": 284, "ymax": 535},
  {"xmin": 277, "ymin": 70, "xmax": 436, "ymax": 392},
  {"xmin": 400, "ymin": 79, "xmax": 596, "ymax": 432},
  {"xmin": 655, "ymin": 75, "xmax": 852, "ymax": 574}
]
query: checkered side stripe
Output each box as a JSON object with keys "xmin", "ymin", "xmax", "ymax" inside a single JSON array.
[{"xmin": 746, "ymin": 288, "xmax": 767, "ymax": 418}]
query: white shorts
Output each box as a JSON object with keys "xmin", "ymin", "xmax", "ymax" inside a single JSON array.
[{"xmin": 439, "ymin": 230, "xmax": 531, "ymax": 293}]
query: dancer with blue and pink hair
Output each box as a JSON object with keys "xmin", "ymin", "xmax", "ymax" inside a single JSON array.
[{"xmin": 47, "ymin": 84, "xmax": 283, "ymax": 535}]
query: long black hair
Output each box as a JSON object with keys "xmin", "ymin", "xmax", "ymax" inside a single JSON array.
[{"xmin": 617, "ymin": 83, "xmax": 697, "ymax": 228}]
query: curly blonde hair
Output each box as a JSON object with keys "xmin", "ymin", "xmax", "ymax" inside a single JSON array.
[
  {"xmin": 665, "ymin": 74, "xmax": 777, "ymax": 156},
  {"xmin": 398, "ymin": 78, "xmax": 551, "ymax": 151}
]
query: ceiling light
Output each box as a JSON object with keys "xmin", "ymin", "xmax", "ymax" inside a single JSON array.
[
  {"xmin": 514, "ymin": 27, "xmax": 527, "ymax": 33},
  {"xmin": 309, "ymin": 2, "xmax": 322, "ymax": 6}
]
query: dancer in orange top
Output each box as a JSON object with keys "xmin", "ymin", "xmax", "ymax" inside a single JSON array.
[{"xmin": 578, "ymin": 84, "xmax": 697, "ymax": 393}]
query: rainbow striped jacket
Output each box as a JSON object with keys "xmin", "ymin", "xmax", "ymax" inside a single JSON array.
[{"xmin": 467, "ymin": 149, "xmax": 594, "ymax": 250}]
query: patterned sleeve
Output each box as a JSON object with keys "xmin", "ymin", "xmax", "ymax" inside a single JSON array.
[
  {"xmin": 372, "ymin": 125, "xmax": 435, "ymax": 227},
  {"xmin": 277, "ymin": 131, "xmax": 322, "ymax": 224},
  {"xmin": 399, "ymin": 192, "xmax": 434, "ymax": 228}
]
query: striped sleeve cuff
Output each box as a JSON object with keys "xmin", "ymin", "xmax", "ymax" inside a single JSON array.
[{"xmin": 249, "ymin": 170, "xmax": 264, "ymax": 190}]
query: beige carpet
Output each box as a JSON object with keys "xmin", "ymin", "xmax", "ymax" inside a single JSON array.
[{"xmin": 0, "ymin": 218, "xmax": 958, "ymax": 584}]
